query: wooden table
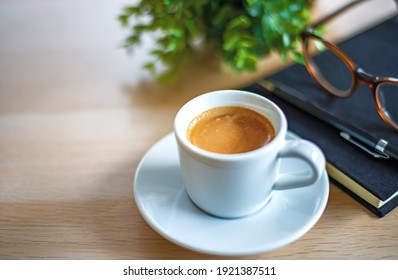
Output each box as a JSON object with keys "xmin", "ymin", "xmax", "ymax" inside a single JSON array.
[{"xmin": 1, "ymin": 0, "xmax": 397, "ymax": 259}]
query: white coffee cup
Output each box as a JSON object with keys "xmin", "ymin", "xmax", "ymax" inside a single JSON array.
[{"xmin": 174, "ymin": 90, "xmax": 325, "ymax": 218}]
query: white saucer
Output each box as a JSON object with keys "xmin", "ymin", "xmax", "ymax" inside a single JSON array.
[{"xmin": 134, "ymin": 132, "xmax": 329, "ymax": 256}]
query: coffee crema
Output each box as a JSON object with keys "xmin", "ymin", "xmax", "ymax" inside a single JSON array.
[{"xmin": 186, "ymin": 106, "xmax": 275, "ymax": 154}]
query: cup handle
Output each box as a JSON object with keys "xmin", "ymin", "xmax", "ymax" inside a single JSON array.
[{"xmin": 273, "ymin": 139, "xmax": 325, "ymax": 190}]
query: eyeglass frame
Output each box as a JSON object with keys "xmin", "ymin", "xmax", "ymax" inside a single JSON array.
[{"xmin": 301, "ymin": 0, "xmax": 398, "ymax": 132}]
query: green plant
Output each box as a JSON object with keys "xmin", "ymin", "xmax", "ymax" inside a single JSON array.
[{"xmin": 119, "ymin": 0, "xmax": 313, "ymax": 82}]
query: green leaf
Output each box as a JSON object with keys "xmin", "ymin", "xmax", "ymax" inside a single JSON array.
[
  {"xmin": 289, "ymin": 3, "xmax": 304, "ymax": 12},
  {"xmin": 143, "ymin": 62, "xmax": 156, "ymax": 75},
  {"xmin": 291, "ymin": 50, "xmax": 305, "ymax": 64},
  {"xmin": 223, "ymin": 35, "xmax": 241, "ymax": 51},
  {"xmin": 227, "ymin": 15, "xmax": 251, "ymax": 30},
  {"xmin": 245, "ymin": 0, "xmax": 262, "ymax": 17},
  {"xmin": 282, "ymin": 33, "xmax": 290, "ymax": 48},
  {"xmin": 125, "ymin": 34, "xmax": 140, "ymax": 45},
  {"xmin": 167, "ymin": 40, "xmax": 178, "ymax": 52},
  {"xmin": 118, "ymin": 15, "xmax": 129, "ymax": 27},
  {"xmin": 170, "ymin": 28, "xmax": 184, "ymax": 38},
  {"xmin": 164, "ymin": 0, "xmax": 174, "ymax": 8},
  {"xmin": 123, "ymin": 6, "xmax": 141, "ymax": 15}
]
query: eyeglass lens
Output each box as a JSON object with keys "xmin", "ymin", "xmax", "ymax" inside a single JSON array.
[
  {"xmin": 376, "ymin": 83, "xmax": 398, "ymax": 127},
  {"xmin": 305, "ymin": 37, "xmax": 354, "ymax": 97}
]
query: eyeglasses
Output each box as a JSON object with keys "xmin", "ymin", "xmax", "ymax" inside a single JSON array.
[{"xmin": 302, "ymin": 0, "xmax": 398, "ymax": 132}]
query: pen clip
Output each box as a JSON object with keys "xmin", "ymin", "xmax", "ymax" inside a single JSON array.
[{"xmin": 340, "ymin": 132, "xmax": 389, "ymax": 159}]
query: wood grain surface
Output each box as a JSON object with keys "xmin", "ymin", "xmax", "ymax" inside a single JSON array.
[{"xmin": 1, "ymin": 0, "xmax": 397, "ymax": 259}]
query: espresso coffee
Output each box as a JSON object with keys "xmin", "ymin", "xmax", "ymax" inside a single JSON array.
[{"xmin": 186, "ymin": 106, "xmax": 275, "ymax": 154}]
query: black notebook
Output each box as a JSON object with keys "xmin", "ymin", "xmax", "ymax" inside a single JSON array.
[{"xmin": 242, "ymin": 15, "xmax": 398, "ymax": 217}]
